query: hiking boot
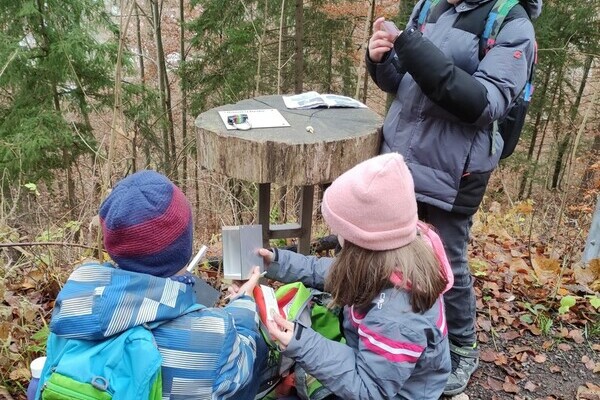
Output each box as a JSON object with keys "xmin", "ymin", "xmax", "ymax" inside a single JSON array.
[{"xmin": 443, "ymin": 343, "xmax": 479, "ymax": 396}]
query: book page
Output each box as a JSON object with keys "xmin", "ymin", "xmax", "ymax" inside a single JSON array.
[
  {"xmin": 320, "ymin": 94, "xmax": 367, "ymax": 108},
  {"xmin": 282, "ymin": 91, "xmax": 326, "ymax": 109},
  {"xmin": 260, "ymin": 284, "xmax": 279, "ymax": 321}
]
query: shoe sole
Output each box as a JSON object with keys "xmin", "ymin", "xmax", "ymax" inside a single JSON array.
[{"xmin": 442, "ymin": 358, "xmax": 479, "ymax": 396}]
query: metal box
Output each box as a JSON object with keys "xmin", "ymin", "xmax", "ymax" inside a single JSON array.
[{"xmin": 222, "ymin": 225, "xmax": 264, "ymax": 280}]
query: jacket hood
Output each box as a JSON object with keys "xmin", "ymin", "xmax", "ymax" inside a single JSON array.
[
  {"xmin": 49, "ymin": 261, "xmax": 196, "ymax": 340},
  {"xmin": 522, "ymin": 0, "xmax": 542, "ymax": 19}
]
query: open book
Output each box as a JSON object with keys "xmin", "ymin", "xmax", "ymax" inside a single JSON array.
[
  {"xmin": 253, "ymin": 284, "xmax": 284, "ymax": 324},
  {"xmin": 283, "ymin": 91, "xmax": 367, "ymax": 109}
]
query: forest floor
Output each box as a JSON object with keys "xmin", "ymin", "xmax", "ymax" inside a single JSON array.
[
  {"xmin": 445, "ymin": 201, "xmax": 600, "ymax": 400},
  {"xmin": 456, "ymin": 330, "xmax": 600, "ymax": 400},
  {"xmin": 1, "ymin": 200, "xmax": 599, "ymax": 400}
]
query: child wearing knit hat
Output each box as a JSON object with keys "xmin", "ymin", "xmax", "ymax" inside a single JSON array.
[
  {"xmin": 261, "ymin": 153, "xmax": 453, "ymax": 399},
  {"xmin": 43, "ymin": 170, "xmax": 265, "ymax": 400}
]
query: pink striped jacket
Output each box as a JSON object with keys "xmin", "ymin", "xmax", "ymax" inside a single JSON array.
[{"xmin": 267, "ymin": 247, "xmax": 451, "ymax": 399}]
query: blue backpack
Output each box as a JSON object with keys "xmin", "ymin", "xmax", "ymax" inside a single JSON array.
[
  {"xmin": 418, "ymin": 0, "xmax": 538, "ymax": 158},
  {"xmin": 36, "ymin": 326, "xmax": 163, "ymax": 400}
]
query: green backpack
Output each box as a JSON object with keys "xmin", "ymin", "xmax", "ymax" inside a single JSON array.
[{"xmin": 255, "ymin": 282, "xmax": 344, "ymax": 400}]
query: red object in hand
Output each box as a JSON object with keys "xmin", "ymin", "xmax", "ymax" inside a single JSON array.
[
  {"xmin": 253, "ymin": 285, "xmax": 285, "ymax": 326},
  {"xmin": 276, "ymin": 373, "xmax": 296, "ymax": 396}
]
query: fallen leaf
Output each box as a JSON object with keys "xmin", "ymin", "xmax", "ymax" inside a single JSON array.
[
  {"xmin": 577, "ymin": 383, "xmax": 600, "ymax": 400},
  {"xmin": 0, "ymin": 322, "xmax": 11, "ymax": 341},
  {"xmin": 550, "ymin": 365, "xmax": 561, "ymax": 373},
  {"xmin": 531, "ymin": 255, "xmax": 561, "ymax": 283},
  {"xmin": 586, "ymin": 383, "xmax": 600, "ymax": 390},
  {"xmin": 509, "ymin": 258, "xmax": 532, "ymax": 274},
  {"xmin": 557, "ymin": 327, "xmax": 569, "ymax": 338},
  {"xmin": 503, "ymin": 376, "xmax": 520, "ymax": 393},
  {"xmin": 569, "ymin": 329, "xmax": 585, "ymax": 344},
  {"xmin": 481, "ymin": 349, "xmax": 498, "ymax": 362},
  {"xmin": 582, "ymin": 356, "xmax": 596, "ymax": 371},
  {"xmin": 495, "ymin": 353, "xmax": 509, "ymax": 366},
  {"xmin": 478, "ymin": 331, "xmax": 490, "ymax": 344},
  {"xmin": 9, "ymin": 367, "xmax": 29, "ymax": 381},
  {"xmin": 528, "ymin": 325, "xmax": 542, "ymax": 336},
  {"xmin": 542, "ymin": 340, "xmax": 554, "ymax": 350},
  {"xmin": 534, "ymin": 354, "xmax": 547, "ymax": 363},
  {"xmin": 524, "ymin": 381, "xmax": 537, "ymax": 392},
  {"xmin": 478, "ymin": 318, "xmax": 492, "ymax": 332},
  {"xmin": 501, "ymin": 331, "xmax": 521, "ymax": 341},
  {"xmin": 558, "ymin": 343, "xmax": 572, "ymax": 351},
  {"xmin": 487, "ymin": 377, "xmax": 504, "ymax": 391}
]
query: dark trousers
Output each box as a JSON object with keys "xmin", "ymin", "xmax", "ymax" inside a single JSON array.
[{"xmin": 418, "ymin": 202, "xmax": 476, "ymax": 347}]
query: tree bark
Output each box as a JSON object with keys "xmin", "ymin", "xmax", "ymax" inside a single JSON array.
[
  {"xmin": 180, "ymin": 0, "xmax": 188, "ymax": 188},
  {"xmin": 518, "ymin": 67, "xmax": 551, "ymax": 199},
  {"xmin": 152, "ymin": 0, "xmax": 177, "ymax": 181},
  {"xmin": 357, "ymin": 0, "xmax": 376, "ymax": 103},
  {"xmin": 551, "ymin": 56, "xmax": 592, "ymax": 189},
  {"xmin": 294, "ymin": 0, "xmax": 304, "ymax": 94}
]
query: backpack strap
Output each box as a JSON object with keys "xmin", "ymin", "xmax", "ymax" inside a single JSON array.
[
  {"xmin": 417, "ymin": 0, "xmax": 443, "ymax": 32},
  {"xmin": 523, "ymin": 40, "xmax": 537, "ymax": 101},
  {"xmin": 481, "ymin": 0, "xmax": 520, "ymax": 54},
  {"xmin": 481, "ymin": 0, "xmax": 537, "ymax": 101}
]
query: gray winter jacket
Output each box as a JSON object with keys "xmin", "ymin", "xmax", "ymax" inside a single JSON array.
[
  {"xmin": 367, "ymin": 0, "xmax": 541, "ymax": 214},
  {"xmin": 265, "ymin": 249, "xmax": 451, "ymax": 400}
]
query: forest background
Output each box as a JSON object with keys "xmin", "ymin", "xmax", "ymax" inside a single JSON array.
[{"xmin": 0, "ymin": 0, "xmax": 599, "ymax": 398}]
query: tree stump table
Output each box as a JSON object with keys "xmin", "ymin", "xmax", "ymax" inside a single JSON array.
[{"xmin": 195, "ymin": 95, "xmax": 382, "ymax": 254}]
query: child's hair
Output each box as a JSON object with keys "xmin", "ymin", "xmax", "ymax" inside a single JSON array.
[
  {"xmin": 325, "ymin": 237, "xmax": 448, "ymax": 313},
  {"xmin": 320, "ymin": 153, "xmax": 451, "ymax": 313}
]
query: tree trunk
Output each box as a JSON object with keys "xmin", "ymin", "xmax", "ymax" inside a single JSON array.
[
  {"xmin": 255, "ymin": 0, "xmax": 269, "ymax": 94},
  {"xmin": 551, "ymin": 56, "xmax": 592, "ymax": 190},
  {"xmin": 294, "ymin": 0, "xmax": 304, "ymax": 94},
  {"xmin": 357, "ymin": 0, "xmax": 376, "ymax": 103},
  {"xmin": 180, "ymin": 0, "xmax": 188, "ymax": 188},
  {"xmin": 152, "ymin": 0, "xmax": 177, "ymax": 181},
  {"xmin": 525, "ymin": 60, "xmax": 565, "ymax": 198},
  {"xmin": 518, "ymin": 67, "xmax": 551, "ymax": 199},
  {"xmin": 136, "ymin": 3, "xmax": 145, "ymax": 85},
  {"xmin": 277, "ymin": 0, "xmax": 286, "ymax": 94}
]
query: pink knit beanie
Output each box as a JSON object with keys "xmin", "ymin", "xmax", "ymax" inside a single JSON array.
[{"xmin": 321, "ymin": 153, "xmax": 418, "ymax": 251}]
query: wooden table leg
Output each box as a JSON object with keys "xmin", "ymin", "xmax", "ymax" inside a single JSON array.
[
  {"xmin": 258, "ymin": 183, "xmax": 314, "ymax": 255},
  {"xmin": 297, "ymin": 185, "xmax": 314, "ymax": 255}
]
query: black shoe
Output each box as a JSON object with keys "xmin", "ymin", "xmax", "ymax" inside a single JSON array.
[{"xmin": 443, "ymin": 343, "xmax": 479, "ymax": 396}]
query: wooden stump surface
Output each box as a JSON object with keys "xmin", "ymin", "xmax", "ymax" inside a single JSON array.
[{"xmin": 195, "ymin": 95, "xmax": 383, "ymax": 186}]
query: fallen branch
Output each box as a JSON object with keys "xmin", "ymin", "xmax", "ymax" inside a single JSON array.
[{"xmin": 0, "ymin": 242, "xmax": 96, "ymax": 250}]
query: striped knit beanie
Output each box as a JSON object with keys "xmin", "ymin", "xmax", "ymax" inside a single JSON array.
[
  {"xmin": 321, "ymin": 153, "xmax": 418, "ymax": 251},
  {"xmin": 99, "ymin": 170, "xmax": 193, "ymax": 277}
]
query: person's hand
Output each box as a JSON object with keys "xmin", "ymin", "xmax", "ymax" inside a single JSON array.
[
  {"xmin": 258, "ymin": 248, "xmax": 275, "ymax": 267},
  {"xmin": 267, "ymin": 313, "xmax": 294, "ymax": 350},
  {"xmin": 368, "ymin": 17, "xmax": 396, "ymax": 63},
  {"xmin": 226, "ymin": 266, "xmax": 261, "ymax": 300}
]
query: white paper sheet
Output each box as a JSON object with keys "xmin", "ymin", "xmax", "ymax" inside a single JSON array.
[{"xmin": 218, "ymin": 108, "xmax": 290, "ymax": 130}]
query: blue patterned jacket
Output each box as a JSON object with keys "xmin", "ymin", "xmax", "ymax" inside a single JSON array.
[{"xmin": 48, "ymin": 261, "xmax": 259, "ymax": 399}]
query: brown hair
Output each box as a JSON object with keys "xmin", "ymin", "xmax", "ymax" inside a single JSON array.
[{"xmin": 324, "ymin": 236, "xmax": 448, "ymax": 313}]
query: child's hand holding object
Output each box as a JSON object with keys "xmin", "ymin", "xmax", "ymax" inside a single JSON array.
[{"xmin": 267, "ymin": 313, "xmax": 294, "ymax": 350}]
